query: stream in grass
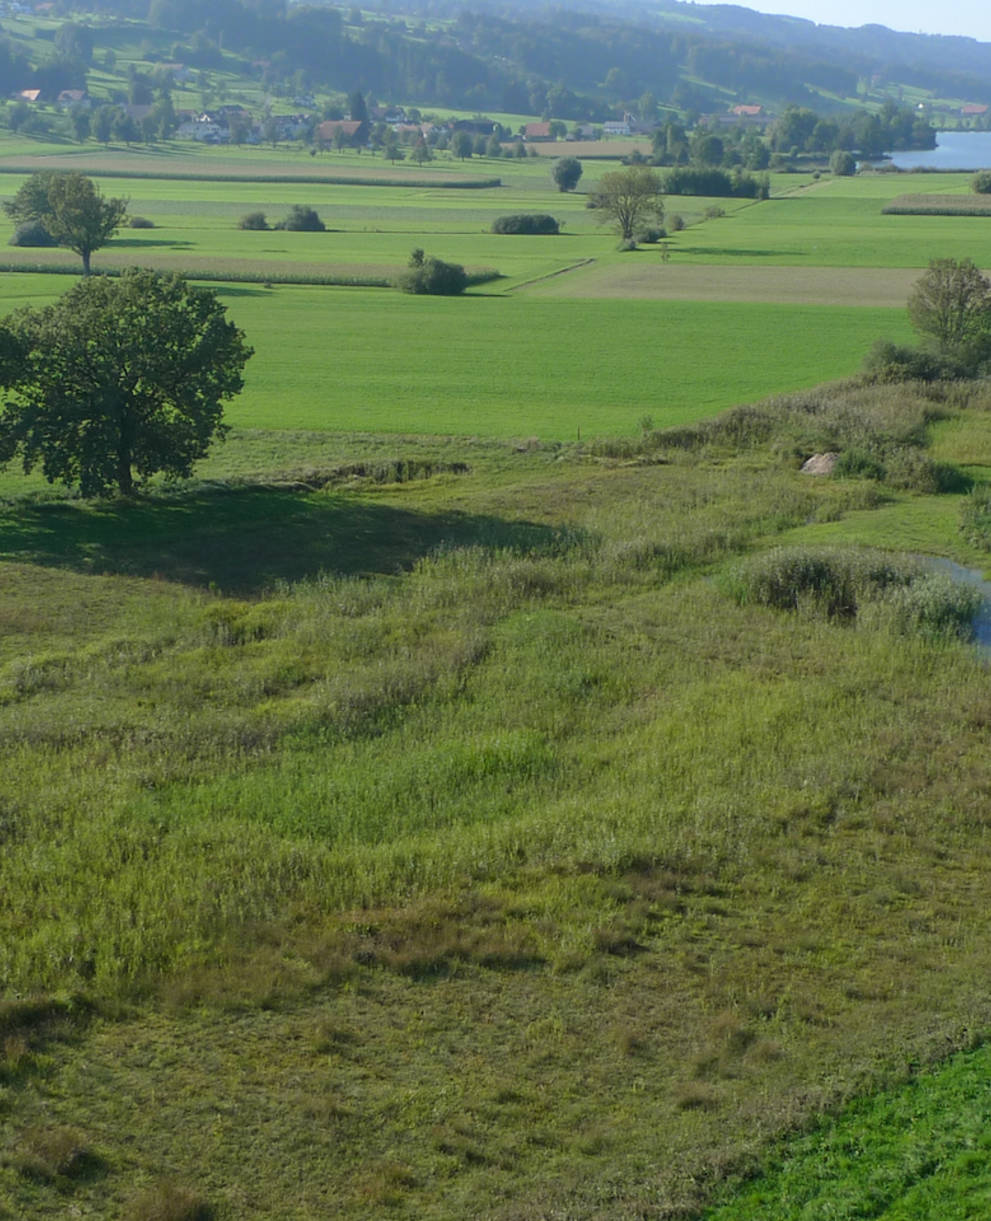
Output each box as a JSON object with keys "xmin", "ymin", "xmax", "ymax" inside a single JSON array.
[{"xmin": 929, "ymin": 557, "xmax": 991, "ymax": 651}]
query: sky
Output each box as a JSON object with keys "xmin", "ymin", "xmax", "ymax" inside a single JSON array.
[{"xmin": 692, "ymin": 0, "xmax": 991, "ymax": 43}]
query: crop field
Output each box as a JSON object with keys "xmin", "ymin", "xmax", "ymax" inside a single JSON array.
[
  {"xmin": 882, "ymin": 192, "xmax": 991, "ymax": 215},
  {"xmin": 5, "ymin": 132, "xmax": 991, "ymax": 1221}
]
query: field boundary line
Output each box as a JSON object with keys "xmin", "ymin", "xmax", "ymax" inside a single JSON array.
[{"xmin": 509, "ymin": 257, "xmax": 596, "ymax": 292}]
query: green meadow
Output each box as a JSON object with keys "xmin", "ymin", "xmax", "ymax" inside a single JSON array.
[{"xmin": 4, "ymin": 136, "xmax": 991, "ymax": 1219}]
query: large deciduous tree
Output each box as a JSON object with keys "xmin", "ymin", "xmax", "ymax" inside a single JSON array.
[
  {"xmin": 3, "ymin": 171, "xmax": 128, "ymax": 274},
  {"xmin": 907, "ymin": 257, "xmax": 991, "ymax": 367},
  {"xmin": 0, "ymin": 269, "xmax": 252, "ymax": 497},
  {"xmin": 588, "ymin": 165, "xmax": 664, "ymax": 241}
]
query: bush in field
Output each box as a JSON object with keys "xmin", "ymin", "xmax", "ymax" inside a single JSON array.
[
  {"xmin": 8, "ymin": 220, "xmax": 56, "ymax": 247},
  {"xmin": 660, "ymin": 167, "xmax": 764, "ymax": 197},
  {"xmin": 861, "ymin": 338, "xmax": 956, "ymax": 383},
  {"xmin": 275, "ymin": 206, "xmax": 324, "ymax": 232},
  {"xmin": 634, "ymin": 225, "xmax": 665, "ymax": 243},
  {"xmin": 129, "ymin": 216, "xmax": 155, "ymax": 228},
  {"xmin": 394, "ymin": 249, "xmax": 467, "ymax": 295},
  {"xmin": 973, "ymin": 171, "xmax": 991, "ymax": 194},
  {"xmin": 491, "ymin": 214, "xmax": 560, "ymax": 235},
  {"xmin": 834, "ymin": 446, "xmax": 886, "ymax": 481},
  {"xmin": 830, "ymin": 150, "xmax": 856, "ymax": 176},
  {"xmin": 551, "ymin": 156, "xmax": 582, "ymax": 192},
  {"xmin": 238, "ymin": 211, "xmax": 269, "ymax": 230}
]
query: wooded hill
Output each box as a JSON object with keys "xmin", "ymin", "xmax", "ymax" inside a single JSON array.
[{"xmin": 5, "ymin": 0, "xmax": 991, "ymax": 126}]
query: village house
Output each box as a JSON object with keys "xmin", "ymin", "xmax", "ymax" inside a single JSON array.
[
  {"xmin": 522, "ymin": 121, "xmax": 553, "ymax": 141},
  {"xmin": 315, "ymin": 118, "xmax": 366, "ymax": 148}
]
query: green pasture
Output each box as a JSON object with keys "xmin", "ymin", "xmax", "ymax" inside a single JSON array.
[
  {"xmin": 0, "ymin": 282, "xmax": 912, "ymax": 500},
  {"xmin": 669, "ymin": 190, "xmax": 991, "ymax": 267},
  {"xmin": 706, "ymin": 1040, "xmax": 991, "ymax": 1219}
]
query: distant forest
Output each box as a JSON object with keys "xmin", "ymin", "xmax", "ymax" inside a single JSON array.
[{"xmin": 6, "ymin": 0, "xmax": 991, "ymax": 128}]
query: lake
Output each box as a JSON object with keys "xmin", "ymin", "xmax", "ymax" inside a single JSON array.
[{"xmin": 886, "ymin": 130, "xmax": 991, "ymax": 170}]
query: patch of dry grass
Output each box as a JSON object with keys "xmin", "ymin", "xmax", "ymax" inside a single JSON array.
[{"xmin": 525, "ymin": 262, "xmax": 925, "ymax": 305}]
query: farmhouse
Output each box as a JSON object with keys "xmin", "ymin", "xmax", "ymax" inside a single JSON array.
[
  {"xmin": 315, "ymin": 119, "xmax": 366, "ymax": 147},
  {"xmin": 523, "ymin": 121, "xmax": 553, "ymax": 141}
]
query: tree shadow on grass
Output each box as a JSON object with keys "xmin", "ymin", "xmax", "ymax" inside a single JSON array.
[{"xmin": 0, "ymin": 487, "xmax": 571, "ymax": 595}]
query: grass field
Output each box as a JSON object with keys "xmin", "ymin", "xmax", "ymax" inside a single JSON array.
[{"xmin": 4, "ymin": 135, "xmax": 991, "ymax": 1220}]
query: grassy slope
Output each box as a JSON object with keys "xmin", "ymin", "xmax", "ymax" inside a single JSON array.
[
  {"xmin": 4, "ymin": 140, "xmax": 991, "ymax": 1220},
  {"xmin": 4, "ymin": 429, "xmax": 991, "ymax": 1219}
]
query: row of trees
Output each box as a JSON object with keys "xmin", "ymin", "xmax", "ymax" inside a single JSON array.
[{"xmin": 770, "ymin": 101, "xmax": 935, "ymax": 157}]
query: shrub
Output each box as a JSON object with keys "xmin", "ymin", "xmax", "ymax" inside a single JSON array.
[
  {"xmin": 727, "ymin": 546, "xmax": 980, "ymax": 640},
  {"xmin": 668, "ymin": 213, "xmax": 685, "ymax": 231},
  {"xmin": 961, "ymin": 485, "xmax": 991, "ymax": 548},
  {"xmin": 634, "ymin": 225, "xmax": 665, "ymax": 243},
  {"xmin": 727, "ymin": 547, "xmax": 918, "ymax": 619},
  {"xmin": 703, "ymin": 205, "xmax": 726, "ymax": 219},
  {"xmin": 616, "ymin": 237, "xmax": 638, "ymax": 251},
  {"xmin": 129, "ymin": 215, "xmax": 155, "ymax": 228},
  {"xmin": 973, "ymin": 170, "xmax": 991, "ymax": 195},
  {"xmin": 834, "ymin": 447, "xmax": 886, "ymax": 481},
  {"xmin": 238, "ymin": 211, "xmax": 269, "ymax": 230},
  {"xmin": 883, "ymin": 447, "xmax": 962, "ymax": 494},
  {"xmin": 861, "ymin": 339, "xmax": 955, "ymax": 384},
  {"xmin": 830, "ymin": 150, "xmax": 856, "ymax": 177},
  {"xmin": 877, "ymin": 573, "xmax": 982, "ymax": 641},
  {"xmin": 275, "ymin": 206, "xmax": 324, "ymax": 232},
  {"xmin": 394, "ymin": 252, "xmax": 467, "ymax": 295},
  {"xmin": 8, "ymin": 219, "xmax": 56, "ymax": 247},
  {"xmin": 491, "ymin": 214, "xmax": 560, "ymax": 235},
  {"xmin": 660, "ymin": 167, "xmax": 763, "ymax": 197}
]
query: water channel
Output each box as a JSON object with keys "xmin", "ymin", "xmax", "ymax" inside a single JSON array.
[{"xmin": 928, "ymin": 558, "xmax": 991, "ymax": 651}]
